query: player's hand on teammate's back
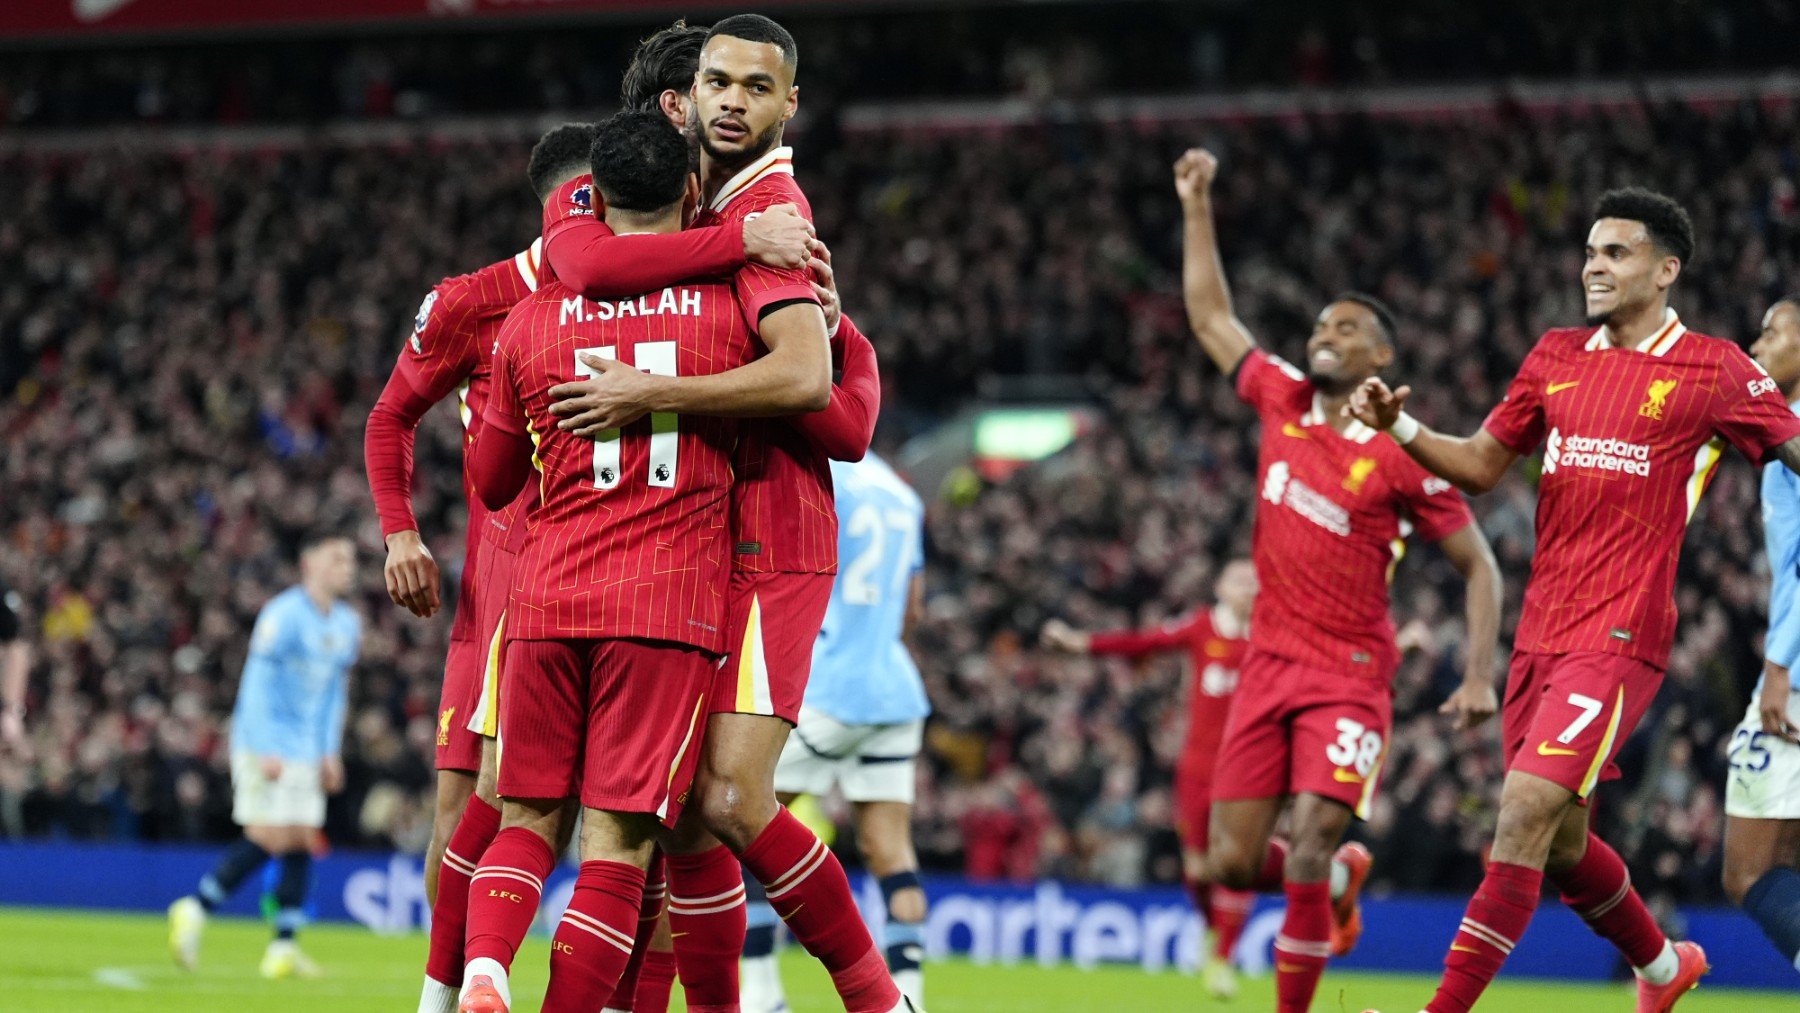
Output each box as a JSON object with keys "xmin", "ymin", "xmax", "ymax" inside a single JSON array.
[
  {"xmin": 1345, "ymin": 376, "xmax": 1411, "ymax": 430},
  {"xmin": 743, "ymin": 202, "xmax": 813, "ymax": 269},
  {"xmin": 810, "ymin": 239, "xmax": 842, "ymax": 335},
  {"xmin": 1172, "ymin": 148, "xmax": 1220, "ymax": 207},
  {"xmin": 259, "ymin": 756, "xmax": 284, "ymax": 781},
  {"xmin": 320, "ymin": 756, "xmax": 345, "ymax": 794},
  {"xmin": 550, "ymin": 354, "xmax": 661, "ymax": 437},
  {"xmin": 382, "ymin": 530, "xmax": 440, "ymax": 618},
  {"xmin": 1439, "ymin": 678, "xmax": 1499, "ymax": 731},
  {"xmin": 1759, "ymin": 662, "xmax": 1800, "ymax": 743}
]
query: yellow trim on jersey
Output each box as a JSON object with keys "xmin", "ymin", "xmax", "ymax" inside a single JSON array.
[
  {"xmin": 1684, "ymin": 438, "xmax": 1724, "ymax": 523},
  {"xmin": 1577, "ymin": 685, "xmax": 1627, "ymax": 799},
  {"xmin": 735, "ymin": 594, "xmax": 773, "ymax": 715},
  {"xmin": 1355, "ymin": 740, "xmax": 1389, "ymax": 820},
  {"xmin": 479, "ymin": 610, "xmax": 507, "ymax": 737},
  {"xmin": 709, "ymin": 146, "xmax": 795, "ymax": 214}
]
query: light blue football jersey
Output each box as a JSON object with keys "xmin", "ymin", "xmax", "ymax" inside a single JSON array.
[{"xmin": 805, "ymin": 454, "xmax": 930, "ymax": 725}]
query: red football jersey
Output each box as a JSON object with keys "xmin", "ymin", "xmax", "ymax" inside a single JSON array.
[
  {"xmin": 483, "ymin": 278, "xmax": 759, "ymax": 650},
  {"xmin": 1088, "ymin": 605, "xmax": 1249, "ymax": 767},
  {"xmin": 694, "ymin": 146, "xmax": 836, "ymax": 575},
  {"xmin": 1483, "ymin": 311, "xmax": 1800, "ymax": 668},
  {"xmin": 375, "ymin": 244, "xmax": 542, "ymax": 639},
  {"xmin": 542, "ymin": 175, "xmax": 597, "ymax": 246},
  {"xmin": 1237, "ymin": 349, "xmax": 1474, "ymax": 679}
]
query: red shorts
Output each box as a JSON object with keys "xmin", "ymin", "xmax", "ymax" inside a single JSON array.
[
  {"xmin": 435, "ymin": 637, "xmax": 484, "ymax": 773},
  {"xmin": 1172, "ymin": 751, "xmax": 1214, "ymax": 852},
  {"xmin": 710, "ymin": 570, "xmax": 833, "ymax": 726},
  {"xmin": 1210, "ymin": 649, "xmax": 1392, "ymax": 820},
  {"xmin": 463, "ymin": 538, "xmax": 520, "ymax": 742},
  {"xmin": 1502, "ymin": 650, "xmax": 1662, "ymax": 800},
  {"xmin": 497, "ymin": 637, "xmax": 717, "ymax": 824}
]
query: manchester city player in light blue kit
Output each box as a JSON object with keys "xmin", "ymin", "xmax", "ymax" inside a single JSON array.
[
  {"xmin": 169, "ymin": 533, "xmax": 360, "ymax": 979},
  {"xmin": 1727, "ymin": 296, "xmax": 1800, "ymax": 975},
  {"xmin": 741, "ymin": 453, "xmax": 930, "ymax": 1013}
]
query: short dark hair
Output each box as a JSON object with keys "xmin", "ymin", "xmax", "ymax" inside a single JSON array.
[
  {"xmin": 706, "ymin": 13, "xmax": 798, "ymax": 70},
  {"xmin": 527, "ymin": 122, "xmax": 599, "ymax": 201},
  {"xmin": 621, "ymin": 20, "xmax": 709, "ymax": 112},
  {"xmin": 590, "ymin": 110, "xmax": 691, "ymax": 213},
  {"xmin": 300, "ymin": 530, "xmax": 351, "ymax": 554},
  {"xmin": 1333, "ymin": 291, "xmax": 1398, "ymax": 347},
  {"xmin": 1594, "ymin": 187, "xmax": 1694, "ymax": 265}
]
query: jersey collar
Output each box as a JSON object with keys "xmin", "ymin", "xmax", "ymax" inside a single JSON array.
[
  {"xmin": 1585, "ymin": 307, "xmax": 1686, "ymax": 356},
  {"xmin": 1302, "ymin": 393, "xmax": 1379, "ymax": 444},
  {"xmin": 514, "ymin": 237, "xmax": 543, "ymax": 293},
  {"xmin": 709, "ymin": 145, "xmax": 795, "ymax": 214}
]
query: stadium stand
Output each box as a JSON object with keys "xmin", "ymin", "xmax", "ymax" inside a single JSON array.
[{"xmin": 1, "ymin": 78, "xmax": 1796, "ymax": 931}]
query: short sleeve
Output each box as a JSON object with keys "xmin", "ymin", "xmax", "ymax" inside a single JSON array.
[
  {"xmin": 1398, "ymin": 457, "xmax": 1474, "ymax": 542},
  {"xmin": 395, "ymin": 280, "xmax": 482, "ymax": 402},
  {"xmin": 725, "ymin": 189, "xmax": 818, "ymax": 323},
  {"xmin": 1482, "ymin": 344, "xmax": 1549, "ymax": 454},
  {"xmin": 1233, "ymin": 347, "xmax": 1314, "ymax": 417},
  {"xmin": 542, "ymin": 174, "xmax": 597, "ymax": 245},
  {"xmin": 1712, "ymin": 343, "xmax": 1800, "ymax": 462}
]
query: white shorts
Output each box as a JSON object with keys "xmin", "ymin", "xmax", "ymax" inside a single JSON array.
[
  {"xmin": 1726, "ymin": 691, "xmax": 1800, "ymax": 820},
  {"xmin": 774, "ymin": 706, "xmax": 924, "ymax": 804},
  {"xmin": 231, "ymin": 752, "xmax": 327, "ymax": 829}
]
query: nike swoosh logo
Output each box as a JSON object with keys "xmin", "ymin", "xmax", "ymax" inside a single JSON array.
[
  {"xmin": 1282, "ymin": 422, "xmax": 1310, "ymax": 439},
  {"xmin": 72, "ymin": 0, "xmax": 137, "ymax": 22},
  {"xmin": 1545, "ymin": 381, "xmax": 1581, "ymax": 394},
  {"xmin": 1332, "ymin": 768, "xmax": 1365, "ymax": 783},
  {"xmin": 1536, "ymin": 741, "xmax": 1579, "ymax": 757},
  {"xmin": 671, "ymin": 931, "xmax": 689, "ymax": 938}
]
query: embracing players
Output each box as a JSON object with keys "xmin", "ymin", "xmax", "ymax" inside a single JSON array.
[
  {"xmin": 1041, "ymin": 559, "xmax": 1256, "ymax": 998},
  {"xmin": 1175, "ymin": 147, "xmax": 1504, "ymax": 1013},
  {"xmin": 1350, "ymin": 190, "xmax": 1800, "ymax": 1012},
  {"xmin": 542, "ymin": 15, "xmax": 904, "ymax": 1013}
]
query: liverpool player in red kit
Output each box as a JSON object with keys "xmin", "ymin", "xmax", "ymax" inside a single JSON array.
[
  {"xmin": 363, "ymin": 123, "xmax": 594, "ymax": 1013},
  {"xmin": 1351, "ymin": 191, "xmax": 1800, "ymax": 1013},
  {"xmin": 1042, "ymin": 558, "xmax": 1257, "ymax": 998},
  {"xmin": 542, "ymin": 16, "xmax": 904, "ymax": 1013},
  {"xmin": 1176, "ymin": 148, "xmax": 1503, "ymax": 1013},
  {"xmin": 454, "ymin": 111, "xmax": 821, "ymax": 1013}
]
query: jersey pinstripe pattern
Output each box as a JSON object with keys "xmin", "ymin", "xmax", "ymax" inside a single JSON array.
[{"xmin": 1483, "ymin": 311, "xmax": 1800, "ymax": 667}]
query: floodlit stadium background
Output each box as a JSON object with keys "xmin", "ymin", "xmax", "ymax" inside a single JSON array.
[{"xmin": 3, "ymin": 0, "xmax": 1800, "ymax": 1001}]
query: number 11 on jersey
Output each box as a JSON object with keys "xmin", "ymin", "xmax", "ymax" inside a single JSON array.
[{"xmin": 575, "ymin": 342, "xmax": 678, "ymax": 490}]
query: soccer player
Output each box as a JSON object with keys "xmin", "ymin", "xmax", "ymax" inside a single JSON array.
[
  {"xmin": 454, "ymin": 109, "xmax": 818, "ymax": 1013},
  {"xmin": 0, "ymin": 576, "xmax": 28, "ymax": 750},
  {"xmin": 740, "ymin": 451, "xmax": 932, "ymax": 1013},
  {"xmin": 1041, "ymin": 557, "xmax": 1257, "ymax": 998},
  {"xmin": 1175, "ymin": 147, "xmax": 1503, "ymax": 1013},
  {"xmin": 543, "ymin": 15, "xmax": 905, "ymax": 1013},
  {"xmin": 167, "ymin": 533, "xmax": 360, "ymax": 979},
  {"xmin": 1726, "ymin": 295, "xmax": 1800, "ymax": 973},
  {"xmin": 1348, "ymin": 190, "xmax": 1800, "ymax": 1013}
]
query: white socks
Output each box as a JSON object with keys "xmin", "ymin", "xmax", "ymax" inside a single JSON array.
[
  {"xmin": 1329, "ymin": 858, "xmax": 1350, "ymax": 900},
  {"xmin": 461, "ymin": 957, "xmax": 511, "ymax": 1007},
  {"xmin": 893, "ymin": 967, "xmax": 923, "ymax": 1009},
  {"xmin": 418, "ymin": 977, "xmax": 458, "ymax": 1013},
  {"xmin": 1633, "ymin": 940, "xmax": 1679, "ymax": 986}
]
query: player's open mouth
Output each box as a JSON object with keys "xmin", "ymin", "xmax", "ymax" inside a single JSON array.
[
  {"xmin": 1311, "ymin": 349, "xmax": 1341, "ymax": 369},
  {"xmin": 712, "ymin": 119, "xmax": 749, "ymax": 142}
]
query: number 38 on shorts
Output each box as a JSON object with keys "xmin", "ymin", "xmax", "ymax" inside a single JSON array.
[{"xmin": 1325, "ymin": 718, "xmax": 1383, "ymax": 779}]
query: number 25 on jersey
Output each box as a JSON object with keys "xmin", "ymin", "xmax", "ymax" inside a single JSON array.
[{"xmin": 575, "ymin": 343, "xmax": 678, "ymax": 490}]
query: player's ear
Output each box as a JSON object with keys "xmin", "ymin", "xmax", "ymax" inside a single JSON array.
[
  {"xmin": 783, "ymin": 84, "xmax": 798, "ymax": 124},
  {"xmin": 660, "ymin": 89, "xmax": 687, "ymax": 129},
  {"xmin": 1657, "ymin": 255, "xmax": 1682, "ymax": 292}
]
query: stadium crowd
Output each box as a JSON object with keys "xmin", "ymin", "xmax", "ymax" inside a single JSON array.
[{"xmin": 2, "ymin": 90, "xmax": 1797, "ymax": 919}]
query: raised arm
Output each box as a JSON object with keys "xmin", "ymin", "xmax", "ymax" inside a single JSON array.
[
  {"xmin": 550, "ymin": 300, "xmax": 832, "ymax": 437},
  {"xmin": 1346, "ymin": 378, "xmax": 1519, "ymax": 494},
  {"xmin": 1174, "ymin": 148, "xmax": 1257, "ymax": 376},
  {"xmin": 1433, "ymin": 524, "xmax": 1503, "ymax": 730}
]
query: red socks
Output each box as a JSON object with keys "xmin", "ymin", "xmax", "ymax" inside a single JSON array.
[
  {"xmin": 426, "ymin": 794, "xmax": 501, "ymax": 986},
  {"xmin": 741, "ymin": 808, "xmax": 900, "ymax": 1013},
  {"xmin": 635, "ymin": 949, "xmax": 677, "ymax": 1013},
  {"xmin": 666, "ymin": 845, "xmax": 747, "ymax": 1013},
  {"xmin": 542, "ymin": 860, "xmax": 647, "ymax": 1013},
  {"xmin": 1550, "ymin": 834, "xmax": 1667, "ymax": 967},
  {"xmin": 601, "ymin": 852, "xmax": 665, "ymax": 1011},
  {"xmin": 464, "ymin": 825, "xmax": 556, "ymax": 970},
  {"xmin": 1274, "ymin": 881, "xmax": 1332, "ymax": 1012},
  {"xmin": 1429, "ymin": 861, "xmax": 1543, "ymax": 1013},
  {"xmin": 1255, "ymin": 838, "xmax": 1290, "ymax": 890},
  {"xmin": 1209, "ymin": 887, "xmax": 1256, "ymax": 961}
]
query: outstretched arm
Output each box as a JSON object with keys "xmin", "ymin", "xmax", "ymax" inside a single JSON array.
[
  {"xmin": 1346, "ymin": 378, "xmax": 1519, "ymax": 494},
  {"xmin": 545, "ymin": 204, "xmax": 814, "ymax": 299},
  {"xmin": 1434, "ymin": 524, "xmax": 1502, "ymax": 731},
  {"xmin": 1174, "ymin": 148, "xmax": 1257, "ymax": 376}
]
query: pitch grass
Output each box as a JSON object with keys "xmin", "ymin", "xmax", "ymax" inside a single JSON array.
[{"xmin": 1, "ymin": 906, "xmax": 1783, "ymax": 1012}]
